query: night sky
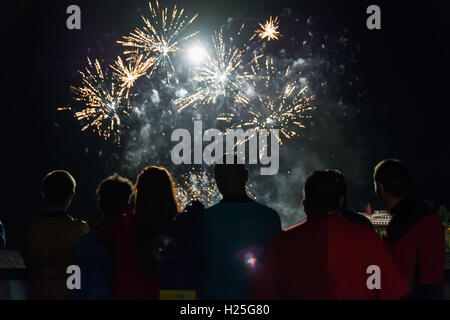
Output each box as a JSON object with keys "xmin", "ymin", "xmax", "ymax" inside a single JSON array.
[{"xmin": 1, "ymin": 0, "xmax": 449, "ymax": 249}]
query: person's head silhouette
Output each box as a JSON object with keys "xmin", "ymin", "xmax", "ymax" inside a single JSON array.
[
  {"xmin": 327, "ymin": 169, "xmax": 350, "ymax": 211},
  {"xmin": 41, "ymin": 170, "xmax": 76, "ymax": 212},
  {"xmin": 135, "ymin": 166, "xmax": 180, "ymax": 218},
  {"xmin": 373, "ymin": 159, "xmax": 412, "ymax": 209},
  {"xmin": 96, "ymin": 173, "xmax": 134, "ymax": 219},
  {"xmin": 134, "ymin": 166, "xmax": 180, "ymax": 272},
  {"xmin": 303, "ymin": 170, "xmax": 345, "ymax": 218},
  {"xmin": 214, "ymin": 155, "xmax": 249, "ymax": 198}
]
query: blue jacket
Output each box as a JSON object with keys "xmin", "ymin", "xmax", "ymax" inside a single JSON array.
[
  {"xmin": 202, "ymin": 195, "xmax": 281, "ymax": 299},
  {"xmin": 72, "ymin": 231, "xmax": 113, "ymax": 300}
]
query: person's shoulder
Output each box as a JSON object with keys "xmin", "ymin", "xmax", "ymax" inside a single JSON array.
[
  {"xmin": 77, "ymin": 230, "xmax": 95, "ymax": 246},
  {"xmin": 329, "ymin": 214, "xmax": 379, "ymax": 242},
  {"xmin": 67, "ymin": 215, "xmax": 88, "ymax": 225},
  {"xmin": 250, "ymin": 201, "xmax": 279, "ymax": 216},
  {"xmin": 421, "ymin": 211, "xmax": 443, "ymax": 225},
  {"xmin": 204, "ymin": 203, "xmax": 226, "ymax": 225},
  {"xmin": 25, "ymin": 216, "xmax": 46, "ymax": 230},
  {"xmin": 280, "ymin": 220, "xmax": 311, "ymax": 242},
  {"xmin": 411, "ymin": 211, "xmax": 444, "ymax": 234},
  {"xmin": 205, "ymin": 202, "xmax": 222, "ymax": 212},
  {"xmin": 284, "ymin": 219, "xmax": 307, "ymax": 232},
  {"xmin": 343, "ymin": 211, "xmax": 373, "ymax": 228},
  {"xmin": 67, "ymin": 216, "xmax": 90, "ymax": 231},
  {"xmin": 266, "ymin": 222, "xmax": 301, "ymax": 250}
]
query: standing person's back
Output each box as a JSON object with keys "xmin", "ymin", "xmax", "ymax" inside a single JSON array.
[
  {"xmin": 203, "ymin": 158, "xmax": 281, "ymax": 299},
  {"xmin": 97, "ymin": 209, "xmax": 158, "ymax": 299},
  {"xmin": 23, "ymin": 170, "xmax": 89, "ymax": 300},
  {"xmin": 253, "ymin": 170, "xmax": 409, "ymax": 300},
  {"xmin": 24, "ymin": 215, "xmax": 89, "ymax": 299},
  {"xmin": 97, "ymin": 166, "xmax": 181, "ymax": 300},
  {"xmin": 373, "ymin": 159, "xmax": 445, "ymax": 299},
  {"xmin": 72, "ymin": 174, "xmax": 134, "ymax": 300},
  {"xmin": 255, "ymin": 215, "xmax": 407, "ymax": 299}
]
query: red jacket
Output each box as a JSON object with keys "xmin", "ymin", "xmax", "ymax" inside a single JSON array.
[
  {"xmin": 385, "ymin": 196, "xmax": 445, "ymax": 299},
  {"xmin": 252, "ymin": 214, "xmax": 410, "ymax": 300},
  {"xmin": 96, "ymin": 208, "xmax": 159, "ymax": 300}
]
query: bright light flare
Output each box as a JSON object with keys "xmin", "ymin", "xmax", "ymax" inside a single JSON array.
[
  {"xmin": 117, "ymin": 0, "xmax": 199, "ymax": 82},
  {"xmin": 174, "ymin": 29, "xmax": 251, "ymax": 111},
  {"xmin": 244, "ymin": 252, "xmax": 258, "ymax": 268},
  {"xmin": 187, "ymin": 45, "xmax": 207, "ymax": 64}
]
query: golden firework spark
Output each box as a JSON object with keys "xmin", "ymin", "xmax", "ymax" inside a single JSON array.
[
  {"xmin": 174, "ymin": 28, "xmax": 251, "ymax": 111},
  {"xmin": 219, "ymin": 55, "xmax": 316, "ymax": 146},
  {"xmin": 253, "ymin": 16, "xmax": 281, "ymax": 41},
  {"xmin": 69, "ymin": 57, "xmax": 130, "ymax": 144},
  {"xmin": 176, "ymin": 167, "xmax": 256, "ymax": 208},
  {"xmin": 117, "ymin": 0, "xmax": 199, "ymax": 82},
  {"xmin": 242, "ymin": 85, "xmax": 315, "ymax": 145},
  {"xmin": 110, "ymin": 54, "xmax": 154, "ymax": 95},
  {"xmin": 216, "ymin": 54, "xmax": 273, "ymax": 123},
  {"xmin": 248, "ymin": 54, "xmax": 275, "ymax": 88},
  {"xmin": 176, "ymin": 168, "xmax": 221, "ymax": 208}
]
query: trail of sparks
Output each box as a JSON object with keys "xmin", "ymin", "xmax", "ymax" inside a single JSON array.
[
  {"xmin": 117, "ymin": 0, "xmax": 199, "ymax": 82},
  {"xmin": 174, "ymin": 28, "xmax": 251, "ymax": 111},
  {"xmin": 67, "ymin": 57, "xmax": 131, "ymax": 145},
  {"xmin": 252, "ymin": 16, "xmax": 281, "ymax": 42},
  {"xmin": 243, "ymin": 86, "xmax": 315, "ymax": 145},
  {"xmin": 110, "ymin": 54, "xmax": 154, "ymax": 96},
  {"xmin": 218, "ymin": 55, "xmax": 316, "ymax": 146}
]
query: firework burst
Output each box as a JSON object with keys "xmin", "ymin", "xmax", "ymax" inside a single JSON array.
[
  {"xmin": 252, "ymin": 16, "xmax": 281, "ymax": 42},
  {"xmin": 243, "ymin": 85, "xmax": 315, "ymax": 145},
  {"xmin": 174, "ymin": 28, "xmax": 251, "ymax": 111},
  {"xmin": 117, "ymin": 0, "xmax": 199, "ymax": 82},
  {"xmin": 68, "ymin": 57, "xmax": 131, "ymax": 144},
  {"xmin": 219, "ymin": 55, "xmax": 316, "ymax": 145},
  {"xmin": 110, "ymin": 54, "xmax": 154, "ymax": 96}
]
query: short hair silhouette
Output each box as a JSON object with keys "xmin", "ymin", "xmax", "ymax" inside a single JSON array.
[
  {"xmin": 328, "ymin": 169, "xmax": 347, "ymax": 194},
  {"xmin": 303, "ymin": 170, "xmax": 344, "ymax": 215},
  {"xmin": 373, "ymin": 159, "xmax": 412, "ymax": 197},
  {"xmin": 41, "ymin": 170, "xmax": 76, "ymax": 206},
  {"xmin": 214, "ymin": 155, "xmax": 246, "ymax": 176},
  {"xmin": 214, "ymin": 155, "xmax": 248, "ymax": 196},
  {"xmin": 96, "ymin": 173, "xmax": 134, "ymax": 217}
]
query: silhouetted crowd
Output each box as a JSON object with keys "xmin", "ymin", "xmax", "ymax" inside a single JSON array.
[{"xmin": 1, "ymin": 157, "xmax": 446, "ymax": 300}]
